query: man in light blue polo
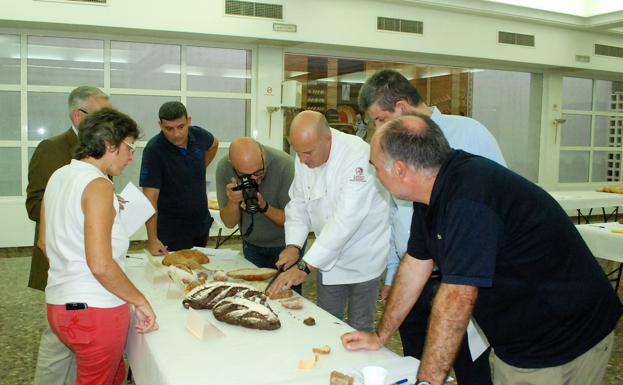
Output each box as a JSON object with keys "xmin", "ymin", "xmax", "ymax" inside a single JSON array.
[{"xmin": 358, "ymin": 69, "xmax": 506, "ymax": 385}]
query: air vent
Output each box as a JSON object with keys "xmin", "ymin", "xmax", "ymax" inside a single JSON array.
[
  {"xmin": 377, "ymin": 17, "xmax": 423, "ymax": 35},
  {"xmin": 498, "ymin": 31, "xmax": 534, "ymax": 47},
  {"xmin": 35, "ymin": 0, "xmax": 108, "ymax": 4},
  {"xmin": 595, "ymin": 44, "xmax": 623, "ymax": 58},
  {"xmin": 225, "ymin": 0, "xmax": 283, "ymax": 19}
]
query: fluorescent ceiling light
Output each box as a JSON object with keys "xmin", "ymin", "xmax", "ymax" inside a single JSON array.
[{"xmin": 483, "ymin": 0, "xmax": 623, "ymax": 17}]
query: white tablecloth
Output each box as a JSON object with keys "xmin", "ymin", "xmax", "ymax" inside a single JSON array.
[
  {"xmin": 576, "ymin": 222, "xmax": 623, "ymax": 263},
  {"xmin": 125, "ymin": 249, "xmax": 413, "ymax": 385},
  {"xmin": 548, "ymin": 190, "xmax": 623, "ymax": 211}
]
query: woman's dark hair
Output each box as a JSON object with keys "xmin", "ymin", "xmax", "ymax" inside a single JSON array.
[{"xmin": 74, "ymin": 108, "xmax": 140, "ymax": 160}]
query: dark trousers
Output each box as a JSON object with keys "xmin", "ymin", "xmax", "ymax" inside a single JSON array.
[
  {"xmin": 242, "ymin": 240, "xmax": 302, "ymax": 294},
  {"xmin": 159, "ymin": 216, "xmax": 212, "ymax": 251},
  {"xmin": 399, "ymin": 278, "xmax": 492, "ymax": 385}
]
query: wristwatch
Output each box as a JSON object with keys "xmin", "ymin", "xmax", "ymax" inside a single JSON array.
[
  {"xmin": 296, "ymin": 259, "xmax": 311, "ymax": 274},
  {"xmin": 259, "ymin": 201, "xmax": 269, "ymax": 213}
]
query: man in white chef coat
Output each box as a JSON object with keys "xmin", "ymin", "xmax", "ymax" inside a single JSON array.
[{"xmin": 268, "ymin": 110, "xmax": 390, "ymax": 331}]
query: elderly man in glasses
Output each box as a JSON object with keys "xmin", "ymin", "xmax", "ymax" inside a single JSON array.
[
  {"xmin": 26, "ymin": 85, "xmax": 111, "ymax": 385},
  {"xmin": 215, "ymin": 137, "xmax": 296, "ymax": 274},
  {"xmin": 140, "ymin": 101, "xmax": 219, "ymax": 255}
]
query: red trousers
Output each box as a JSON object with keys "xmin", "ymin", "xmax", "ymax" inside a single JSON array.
[{"xmin": 47, "ymin": 303, "xmax": 130, "ymax": 385}]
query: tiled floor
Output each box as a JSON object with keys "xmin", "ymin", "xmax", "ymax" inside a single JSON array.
[{"xmin": 1, "ymin": 241, "xmax": 621, "ymax": 385}]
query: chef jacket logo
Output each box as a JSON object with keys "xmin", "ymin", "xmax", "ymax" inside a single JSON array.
[{"xmin": 350, "ymin": 167, "xmax": 366, "ymax": 182}]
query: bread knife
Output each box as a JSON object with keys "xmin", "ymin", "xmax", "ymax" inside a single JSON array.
[{"xmin": 264, "ymin": 266, "xmax": 283, "ymax": 293}]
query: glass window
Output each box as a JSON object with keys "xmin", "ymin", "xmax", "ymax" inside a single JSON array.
[
  {"xmin": 591, "ymin": 151, "xmax": 621, "ymax": 182},
  {"xmin": 560, "ymin": 114, "xmax": 591, "ymax": 147},
  {"xmin": 559, "ymin": 151, "xmax": 589, "ymax": 183},
  {"xmin": 560, "ymin": 77, "xmax": 623, "ymax": 184},
  {"xmin": 0, "ymin": 92, "xmax": 20, "ymax": 140},
  {"xmin": 593, "ymin": 116, "xmax": 620, "ymax": 147},
  {"xmin": 206, "ymin": 147, "xmax": 228, "ymax": 193},
  {"xmin": 111, "ymin": 95, "xmax": 180, "ymax": 141},
  {"xmin": 27, "ymin": 92, "xmax": 70, "ymax": 141},
  {"xmin": 111, "ymin": 41, "xmax": 180, "ymax": 90},
  {"xmin": 284, "ymin": 54, "xmax": 541, "ymax": 182},
  {"xmin": 595, "ymin": 80, "xmax": 623, "ymax": 112},
  {"xmin": 187, "ymin": 47, "xmax": 251, "ymax": 93},
  {"xmin": 0, "ymin": 34, "xmax": 20, "ymax": 84},
  {"xmin": 186, "ymin": 97, "xmax": 249, "ymax": 142},
  {"xmin": 562, "ymin": 77, "xmax": 592, "ymax": 110},
  {"xmin": 27, "ymin": 36, "xmax": 104, "ymax": 86},
  {"xmin": 0, "ymin": 148, "xmax": 21, "ymax": 196},
  {"xmin": 472, "ymin": 70, "xmax": 542, "ymax": 182}
]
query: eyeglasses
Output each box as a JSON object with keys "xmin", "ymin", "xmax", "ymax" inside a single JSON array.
[
  {"xmin": 123, "ymin": 140, "xmax": 136, "ymax": 154},
  {"xmin": 78, "ymin": 108, "xmax": 89, "ymax": 114},
  {"xmin": 234, "ymin": 152, "xmax": 265, "ymax": 179}
]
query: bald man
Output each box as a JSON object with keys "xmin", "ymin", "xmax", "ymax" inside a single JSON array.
[
  {"xmin": 343, "ymin": 114, "xmax": 621, "ymax": 385},
  {"xmin": 269, "ymin": 111, "xmax": 390, "ymax": 332},
  {"xmin": 215, "ymin": 137, "xmax": 295, "ymax": 271}
]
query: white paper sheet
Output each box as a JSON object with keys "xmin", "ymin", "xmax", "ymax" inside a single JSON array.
[
  {"xmin": 118, "ymin": 182, "xmax": 155, "ymax": 236},
  {"xmin": 467, "ymin": 318, "xmax": 489, "ymax": 361}
]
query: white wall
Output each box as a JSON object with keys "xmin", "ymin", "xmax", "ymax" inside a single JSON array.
[{"xmin": 0, "ymin": 0, "xmax": 622, "ymax": 74}]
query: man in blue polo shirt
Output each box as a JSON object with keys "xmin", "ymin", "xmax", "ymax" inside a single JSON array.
[
  {"xmin": 140, "ymin": 101, "xmax": 219, "ymax": 254},
  {"xmin": 343, "ymin": 114, "xmax": 622, "ymax": 385},
  {"xmin": 359, "ymin": 69, "xmax": 499, "ymax": 385}
]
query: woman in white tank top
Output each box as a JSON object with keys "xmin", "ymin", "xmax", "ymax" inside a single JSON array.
[{"xmin": 40, "ymin": 108, "xmax": 158, "ymax": 385}]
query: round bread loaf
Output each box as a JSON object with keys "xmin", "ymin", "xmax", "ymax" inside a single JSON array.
[
  {"xmin": 212, "ymin": 297, "xmax": 281, "ymax": 330},
  {"xmin": 162, "ymin": 249, "xmax": 209, "ymax": 266}
]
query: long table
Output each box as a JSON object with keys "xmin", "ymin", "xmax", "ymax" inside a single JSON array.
[
  {"xmin": 576, "ymin": 222, "xmax": 623, "ymax": 291},
  {"xmin": 549, "ymin": 190, "xmax": 623, "ymax": 224},
  {"xmin": 124, "ymin": 249, "xmax": 415, "ymax": 385}
]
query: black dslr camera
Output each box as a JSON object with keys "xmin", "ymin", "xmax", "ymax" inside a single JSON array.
[{"xmin": 232, "ymin": 175, "xmax": 260, "ymax": 214}]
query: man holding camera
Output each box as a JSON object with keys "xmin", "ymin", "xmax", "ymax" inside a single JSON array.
[
  {"xmin": 140, "ymin": 101, "xmax": 219, "ymax": 255},
  {"xmin": 216, "ymin": 137, "xmax": 295, "ymax": 271}
]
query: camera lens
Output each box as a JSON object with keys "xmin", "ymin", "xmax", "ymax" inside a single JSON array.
[
  {"xmin": 234, "ymin": 175, "xmax": 260, "ymax": 213},
  {"xmin": 244, "ymin": 190, "xmax": 260, "ymax": 214}
]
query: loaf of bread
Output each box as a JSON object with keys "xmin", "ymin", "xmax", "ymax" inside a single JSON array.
[
  {"xmin": 162, "ymin": 249, "xmax": 209, "ymax": 266},
  {"xmin": 167, "ymin": 264, "xmax": 195, "ymax": 285},
  {"xmin": 280, "ymin": 299, "xmax": 303, "ymax": 310},
  {"xmin": 182, "ymin": 281, "xmax": 266, "ymax": 310},
  {"xmin": 226, "ymin": 267, "xmax": 277, "ymax": 281},
  {"xmin": 212, "ymin": 296, "xmax": 281, "ymax": 330},
  {"xmin": 268, "ymin": 288, "xmax": 294, "ymax": 300},
  {"xmin": 208, "ymin": 199, "xmax": 220, "ymax": 210},
  {"xmin": 182, "ymin": 281, "xmax": 280, "ymax": 330},
  {"xmin": 330, "ymin": 371, "xmax": 354, "ymax": 385},
  {"xmin": 596, "ymin": 185, "xmax": 623, "ymax": 194}
]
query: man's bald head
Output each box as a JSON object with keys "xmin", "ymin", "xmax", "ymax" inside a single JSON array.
[
  {"xmin": 375, "ymin": 113, "xmax": 451, "ymax": 175},
  {"xmin": 229, "ymin": 137, "xmax": 265, "ymax": 181},
  {"xmin": 289, "ymin": 110, "xmax": 332, "ymax": 168}
]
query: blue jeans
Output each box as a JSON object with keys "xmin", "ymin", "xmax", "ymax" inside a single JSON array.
[{"xmin": 242, "ymin": 240, "xmax": 303, "ymax": 294}]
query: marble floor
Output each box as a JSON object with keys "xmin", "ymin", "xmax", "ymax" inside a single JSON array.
[{"xmin": 0, "ymin": 241, "xmax": 621, "ymax": 385}]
